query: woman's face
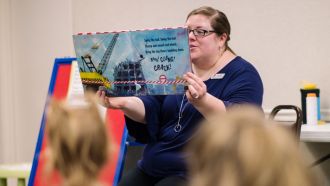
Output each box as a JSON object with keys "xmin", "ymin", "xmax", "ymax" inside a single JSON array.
[{"xmin": 185, "ymin": 14, "xmax": 224, "ymax": 63}]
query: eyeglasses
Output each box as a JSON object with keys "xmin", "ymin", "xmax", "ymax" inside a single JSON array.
[{"xmin": 188, "ymin": 28, "xmax": 215, "ymax": 37}]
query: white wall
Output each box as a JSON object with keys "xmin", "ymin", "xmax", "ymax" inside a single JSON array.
[
  {"xmin": 0, "ymin": 0, "xmax": 329, "ymax": 183},
  {"xmin": 0, "ymin": 0, "xmax": 16, "ymax": 163},
  {"xmin": 0, "ymin": 0, "xmax": 74, "ymax": 163}
]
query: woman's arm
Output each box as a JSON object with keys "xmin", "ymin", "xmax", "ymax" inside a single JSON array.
[
  {"xmin": 184, "ymin": 72, "xmax": 226, "ymax": 119},
  {"xmin": 184, "ymin": 66, "xmax": 263, "ymax": 120},
  {"xmin": 96, "ymin": 90, "xmax": 146, "ymax": 124},
  {"xmin": 190, "ymin": 92, "xmax": 227, "ymax": 119}
]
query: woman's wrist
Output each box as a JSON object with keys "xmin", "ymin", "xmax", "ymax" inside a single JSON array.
[{"xmin": 117, "ymin": 97, "xmax": 130, "ymax": 110}]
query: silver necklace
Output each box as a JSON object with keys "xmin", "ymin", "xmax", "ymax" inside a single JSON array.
[{"xmin": 174, "ymin": 94, "xmax": 187, "ymax": 133}]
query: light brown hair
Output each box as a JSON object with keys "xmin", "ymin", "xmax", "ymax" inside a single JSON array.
[
  {"xmin": 187, "ymin": 106, "xmax": 317, "ymax": 186},
  {"xmin": 187, "ymin": 6, "xmax": 234, "ymax": 54},
  {"xmin": 45, "ymin": 96, "xmax": 110, "ymax": 186}
]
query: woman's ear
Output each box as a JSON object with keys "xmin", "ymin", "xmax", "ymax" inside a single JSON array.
[
  {"xmin": 219, "ymin": 33, "xmax": 228, "ymax": 43},
  {"xmin": 216, "ymin": 33, "xmax": 227, "ymax": 49}
]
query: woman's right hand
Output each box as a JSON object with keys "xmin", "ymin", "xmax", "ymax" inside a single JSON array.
[{"xmin": 96, "ymin": 90, "xmax": 127, "ymax": 109}]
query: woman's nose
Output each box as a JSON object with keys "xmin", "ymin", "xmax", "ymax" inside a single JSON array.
[{"xmin": 188, "ymin": 31, "xmax": 196, "ymax": 40}]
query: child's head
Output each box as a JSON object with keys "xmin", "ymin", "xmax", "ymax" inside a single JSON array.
[
  {"xmin": 187, "ymin": 105, "xmax": 317, "ymax": 186},
  {"xmin": 46, "ymin": 96, "xmax": 109, "ymax": 186}
]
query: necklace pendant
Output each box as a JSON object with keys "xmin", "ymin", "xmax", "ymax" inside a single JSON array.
[{"xmin": 174, "ymin": 124, "xmax": 182, "ymax": 133}]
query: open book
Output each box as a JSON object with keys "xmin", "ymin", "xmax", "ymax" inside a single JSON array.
[{"xmin": 72, "ymin": 27, "xmax": 191, "ymax": 96}]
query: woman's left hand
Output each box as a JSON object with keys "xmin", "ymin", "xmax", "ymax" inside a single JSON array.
[{"xmin": 183, "ymin": 72, "xmax": 207, "ymax": 103}]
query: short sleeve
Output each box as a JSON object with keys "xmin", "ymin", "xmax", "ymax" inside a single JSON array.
[{"xmin": 222, "ymin": 64, "xmax": 263, "ymax": 107}]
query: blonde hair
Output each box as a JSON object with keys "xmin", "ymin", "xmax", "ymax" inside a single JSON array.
[
  {"xmin": 187, "ymin": 105, "xmax": 317, "ymax": 186},
  {"xmin": 45, "ymin": 95, "xmax": 109, "ymax": 186}
]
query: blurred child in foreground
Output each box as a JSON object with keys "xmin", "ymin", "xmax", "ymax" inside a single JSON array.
[
  {"xmin": 186, "ymin": 105, "xmax": 318, "ymax": 186},
  {"xmin": 45, "ymin": 95, "xmax": 110, "ymax": 186}
]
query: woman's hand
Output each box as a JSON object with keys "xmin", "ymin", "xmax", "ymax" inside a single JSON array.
[
  {"xmin": 96, "ymin": 90, "xmax": 127, "ymax": 109},
  {"xmin": 183, "ymin": 72, "xmax": 207, "ymax": 103},
  {"xmin": 96, "ymin": 90, "xmax": 146, "ymax": 123}
]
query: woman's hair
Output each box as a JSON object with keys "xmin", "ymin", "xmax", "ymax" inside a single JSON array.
[
  {"xmin": 45, "ymin": 96, "xmax": 110, "ymax": 186},
  {"xmin": 186, "ymin": 105, "xmax": 317, "ymax": 186},
  {"xmin": 187, "ymin": 6, "xmax": 234, "ymax": 53}
]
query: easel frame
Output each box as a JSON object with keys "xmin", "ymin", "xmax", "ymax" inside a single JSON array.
[{"xmin": 28, "ymin": 58, "xmax": 128, "ymax": 186}]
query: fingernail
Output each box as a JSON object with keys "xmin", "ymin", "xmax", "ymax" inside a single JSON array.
[{"xmin": 193, "ymin": 94, "xmax": 199, "ymax": 99}]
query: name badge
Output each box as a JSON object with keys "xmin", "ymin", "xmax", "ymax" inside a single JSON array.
[{"xmin": 210, "ymin": 73, "xmax": 225, "ymax": 79}]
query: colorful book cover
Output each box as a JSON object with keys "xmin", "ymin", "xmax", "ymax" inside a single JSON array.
[{"xmin": 72, "ymin": 27, "xmax": 191, "ymax": 96}]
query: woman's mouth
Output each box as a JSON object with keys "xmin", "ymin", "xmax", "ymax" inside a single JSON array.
[{"xmin": 189, "ymin": 45, "xmax": 197, "ymax": 49}]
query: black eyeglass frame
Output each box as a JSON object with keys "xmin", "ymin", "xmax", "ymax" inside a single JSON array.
[{"xmin": 187, "ymin": 28, "xmax": 216, "ymax": 37}]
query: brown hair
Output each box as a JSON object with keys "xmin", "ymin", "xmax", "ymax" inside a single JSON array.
[
  {"xmin": 45, "ymin": 95, "xmax": 110, "ymax": 186},
  {"xmin": 187, "ymin": 105, "xmax": 317, "ymax": 186},
  {"xmin": 187, "ymin": 6, "xmax": 234, "ymax": 54}
]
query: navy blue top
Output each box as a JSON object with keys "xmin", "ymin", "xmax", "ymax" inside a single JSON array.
[{"xmin": 125, "ymin": 56, "xmax": 263, "ymax": 178}]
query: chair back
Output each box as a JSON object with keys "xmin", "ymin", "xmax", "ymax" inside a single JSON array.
[{"xmin": 269, "ymin": 105, "xmax": 303, "ymax": 139}]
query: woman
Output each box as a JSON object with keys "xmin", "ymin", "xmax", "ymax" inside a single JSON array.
[{"xmin": 97, "ymin": 6, "xmax": 263, "ymax": 186}]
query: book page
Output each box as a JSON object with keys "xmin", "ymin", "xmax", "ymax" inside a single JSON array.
[{"xmin": 73, "ymin": 27, "xmax": 191, "ymax": 97}]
